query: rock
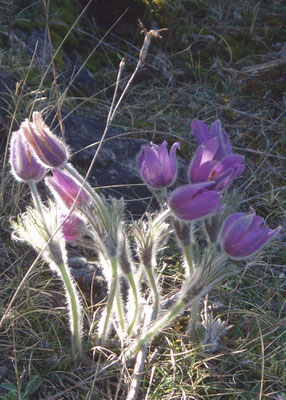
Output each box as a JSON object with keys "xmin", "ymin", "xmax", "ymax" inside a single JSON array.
[
  {"xmin": 0, "ymin": 68, "xmax": 17, "ymax": 148},
  {"xmin": 48, "ymin": 111, "xmax": 153, "ymax": 217},
  {"xmin": 61, "ymin": 50, "xmax": 97, "ymax": 97}
]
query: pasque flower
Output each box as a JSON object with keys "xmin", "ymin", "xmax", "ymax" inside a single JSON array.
[
  {"xmin": 137, "ymin": 141, "xmax": 180, "ymax": 189},
  {"xmin": 46, "ymin": 169, "xmax": 92, "ymax": 209},
  {"xmin": 191, "ymin": 119, "xmax": 231, "ymax": 160},
  {"xmin": 168, "ymin": 182, "xmax": 223, "ymax": 221},
  {"xmin": 189, "ymin": 138, "xmax": 245, "ymax": 191},
  {"xmin": 220, "ymin": 212, "xmax": 281, "ymax": 259},
  {"xmin": 10, "ymin": 130, "xmax": 47, "ymax": 182},
  {"xmin": 60, "ymin": 213, "xmax": 87, "ymax": 242},
  {"xmin": 21, "ymin": 112, "xmax": 69, "ymax": 168}
]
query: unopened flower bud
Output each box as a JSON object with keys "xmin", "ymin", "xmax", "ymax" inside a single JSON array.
[
  {"xmin": 46, "ymin": 169, "xmax": 92, "ymax": 209},
  {"xmin": 10, "ymin": 130, "xmax": 47, "ymax": 182},
  {"xmin": 22, "ymin": 112, "xmax": 69, "ymax": 168}
]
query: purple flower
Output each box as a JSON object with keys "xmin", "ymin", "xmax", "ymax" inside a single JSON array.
[
  {"xmin": 60, "ymin": 213, "xmax": 87, "ymax": 242},
  {"xmin": 10, "ymin": 130, "xmax": 47, "ymax": 182},
  {"xmin": 191, "ymin": 119, "xmax": 231, "ymax": 160},
  {"xmin": 189, "ymin": 138, "xmax": 245, "ymax": 191},
  {"xmin": 46, "ymin": 169, "xmax": 92, "ymax": 209},
  {"xmin": 137, "ymin": 141, "xmax": 180, "ymax": 189},
  {"xmin": 21, "ymin": 112, "xmax": 69, "ymax": 168},
  {"xmin": 168, "ymin": 182, "xmax": 224, "ymax": 221},
  {"xmin": 220, "ymin": 212, "xmax": 281, "ymax": 259}
]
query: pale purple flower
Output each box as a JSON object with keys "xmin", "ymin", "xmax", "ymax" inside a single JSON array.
[
  {"xmin": 137, "ymin": 141, "xmax": 180, "ymax": 189},
  {"xmin": 191, "ymin": 119, "xmax": 231, "ymax": 160},
  {"xmin": 220, "ymin": 212, "xmax": 281, "ymax": 259},
  {"xmin": 189, "ymin": 138, "xmax": 245, "ymax": 191},
  {"xmin": 60, "ymin": 213, "xmax": 87, "ymax": 242},
  {"xmin": 21, "ymin": 112, "xmax": 69, "ymax": 168},
  {"xmin": 10, "ymin": 130, "xmax": 47, "ymax": 182},
  {"xmin": 168, "ymin": 182, "xmax": 224, "ymax": 221},
  {"xmin": 46, "ymin": 169, "xmax": 92, "ymax": 209}
]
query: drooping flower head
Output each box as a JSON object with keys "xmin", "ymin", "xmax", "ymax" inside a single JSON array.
[
  {"xmin": 60, "ymin": 212, "xmax": 87, "ymax": 242},
  {"xmin": 21, "ymin": 112, "xmax": 69, "ymax": 168},
  {"xmin": 137, "ymin": 141, "xmax": 180, "ymax": 189},
  {"xmin": 168, "ymin": 182, "xmax": 224, "ymax": 221},
  {"xmin": 46, "ymin": 169, "xmax": 92, "ymax": 209},
  {"xmin": 220, "ymin": 212, "xmax": 281, "ymax": 259},
  {"xmin": 191, "ymin": 119, "xmax": 231, "ymax": 161},
  {"xmin": 189, "ymin": 137, "xmax": 245, "ymax": 191},
  {"xmin": 10, "ymin": 130, "xmax": 47, "ymax": 183}
]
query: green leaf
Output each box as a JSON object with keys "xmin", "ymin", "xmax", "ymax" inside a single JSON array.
[
  {"xmin": 23, "ymin": 376, "xmax": 43, "ymax": 397},
  {"xmin": 0, "ymin": 382, "xmax": 18, "ymax": 393}
]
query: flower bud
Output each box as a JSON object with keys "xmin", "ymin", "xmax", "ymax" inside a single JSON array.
[
  {"xmin": 46, "ymin": 169, "xmax": 92, "ymax": 209},
  {"xmin": 60, "ymin": 212, "xmax": 87, "ymax": 242},
  {"xmin": 220, "ymin": 212, "xmax": 281, "ymax": 259},
  {"xmin": 168, "ymin": 183, "xmax": 224, "ymax": 221},
  {"xmin": 10, "ymin": 130, "xmax": 47, "ymax": 182},
  {"xmin": 22, "ymin": 112, "xmax": 69, "ymax": 168}
]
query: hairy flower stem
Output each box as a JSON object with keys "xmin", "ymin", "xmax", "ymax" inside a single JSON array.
[
  {"xmin": 99, "ymin": 255, "xmax": 118, "ymax": 345},
  {"xmin": 127, "ymin": 272, "xmax": 139, "ymax": 335},
  {"xmin": 29, "ymin": 181, "xmax": 50, "ymax": 234},
  {"xmin": 116, "ymin": 283, "xmax": 125, "ymax": 335},
  {"xmin": 190, "ymin": 300, "xmax": 199, "ymax": 334},
  {"xmin": 63, "ymin": 163, "xmax": 110, "ymax": 229},
  {"xmin": 146, "ymin": 268, "xmax": 160, "ymax": 320},
  {"xmin": 57, "ymin": 261, "xmax": 82, "ymax": 362},
  {"xmin": 183, "ymin": 244, "xmax": 194, "ymax": 277},
  {"xmin": 127, "ymin": 299, "xmax": 186, "ymax": 358}
]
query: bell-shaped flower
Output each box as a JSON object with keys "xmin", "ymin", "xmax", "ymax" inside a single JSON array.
[
  {"xmin": 46, "ymin": 169, "xmax": 92, "ymax": 209},
  {"xmin": 10, "ymin": 130, "xmax": 47, "ymax": 183},
  {"xmin": 220, "ymin": 212, "xmax": 281, "ymax": 259},
  {"xmin": 189, "ymin": 138, "xmax": 245, "ymax": 191},
  {"xmin": 60, "ymin": 212, "xmax": 87, "ymax": 242},
  {"xmin": 137, "ymin": 141, "xmax": 180, "ymax": 189},
  {"xmin": 168, "ymin": 182, "xmax": 224, "ymax": 221},
  {"xmin": 21, "ymin": 112, "xmax": 69, "ymax": 168},
  {"xmin": 191, "ymin": 119, "xmax": 231, "ymax": 160}
]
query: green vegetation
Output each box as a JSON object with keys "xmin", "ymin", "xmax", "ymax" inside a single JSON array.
[{"xmin": 0, "ymin": 0, "xmax": 285, "ymax": 398}]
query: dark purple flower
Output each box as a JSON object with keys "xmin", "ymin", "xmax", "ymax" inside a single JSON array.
[
  {"xmin": 168, "ymin": 182, "xmax": 224, "ymax": 221},
  {"xmin": 191, "ymin": 119, "xmax": 231, "ymax": 160},
  {"xmin": 137, "ymin": 141, "xmax": 180, "ymax": 189},
  {"xmin": 10, "ymin": 130, "xmax": 47, "ymax": 182},
  {"xmin": 46, "ymin": 169, "xmax": 92, "ymax": 209},
  {"xmin": 189, "ymin": 138, "xmax": 245, "ymax": 191},
  {"xmin": 22, "ymin": 112, "xmax": 69, "ymax": 168},
  {"xmin": 220, "ymin": 212, "xmax": 281, "ymax": 259},
  {"xmin": 60, "ymin": 213, "xmax": 87, "ymax": 242}
]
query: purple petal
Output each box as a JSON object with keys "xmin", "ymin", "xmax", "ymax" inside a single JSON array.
[
  {"xmin": 210, "ymin": 120, "xmax": 232, "ymax": 159},
  {"xmin": 214, "ymin": 169, "xmax": 235, "ymax": 191},
  {"xmin": 231, "ymin": 226, "xmax": 280, "ymax": 258},
  {"xmin": 222, "ymin": 213, "xmax": 259, "ymax": 255},
  {"xmin": 248, "ymin": 215, "xmax": 264, "ymax": 231},
  {"xmin": 177, "ymin": 190, "xmax": 222, "ymax": 220},
  {"xmin": 213, "ymin": 154, "xmax": 244, "ymax": 175},
  {"xmin": 168, "ymin": 183, "xmax": 221, "ymax": 221},
  {"xmin": 221, "ymin": 213, "xmax": 247, "ymax": 239},
  {"xmin": 201, "ymin": 138, "xmax": 219, "ymax": 164},
  {"xmin": 22, "ymin": 113, "xmax": 68, "ymax": 168},
  {"xmin": 169, "ymin": 142, "xmax": 180, "ymax": 171},
  {"xmin": 10, "ymin": 130, "xmax": 47, "ymax": 182},
  {"xmin": 192, "ymin": 160, "xmax": 219, "ymax": 183},
  {"xmin": 191, "ymin": 119, "xmax": 212, "ymax": 145},
  {"xmin": 46, "ymin": 169, "xmax": 91, "ymax": 208}
]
